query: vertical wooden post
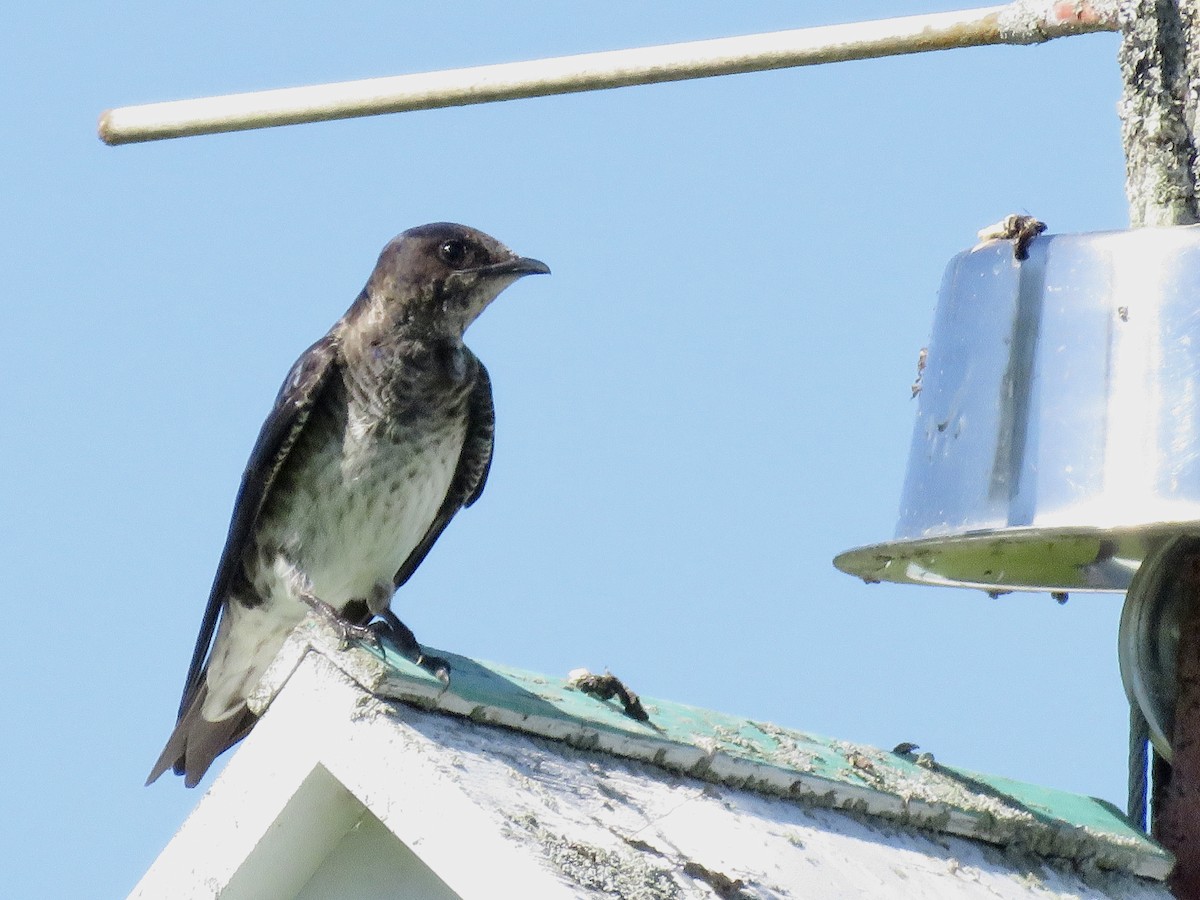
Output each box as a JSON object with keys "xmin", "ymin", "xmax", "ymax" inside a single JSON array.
[
  {"xmin": 1119, "ymin": 0, "xmax": 1200, "ymax": 227},
  {"xmin": 1120, "ymin": 3, "xmax": 1200, "ymax": 894}
]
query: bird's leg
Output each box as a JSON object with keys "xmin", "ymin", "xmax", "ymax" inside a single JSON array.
[
  {"xmin": 369, "ymin": 607, "xmax": 419, "ymax": 655},
  {"xmin": 371, "ymin": 608, "xmax": 451, "ymax": 683},
  {"xmin": 298, "ymin": 591, "xmax": 383, "ymax": 653},
  {"xmin": 277, "ymin": 558, "xmax": 382, "ymax": 652},
  {"xmin": 360, "ymin": 581, "xmax": 450, "ymax": 682}
]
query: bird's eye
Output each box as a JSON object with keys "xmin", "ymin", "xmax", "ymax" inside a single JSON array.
[{"xmin": 438, "ymin": 239, "xmax": 470, "ymax": 269}]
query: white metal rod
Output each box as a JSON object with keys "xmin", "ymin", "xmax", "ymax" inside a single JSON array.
[{"xmin": 98, "ymin": 2, "xmax": 1117, "ymax": 145}]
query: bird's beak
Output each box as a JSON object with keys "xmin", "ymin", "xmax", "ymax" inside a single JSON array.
[{"xmin": 479, "ymin": 256, "xmax": 551, "ymax": 278}]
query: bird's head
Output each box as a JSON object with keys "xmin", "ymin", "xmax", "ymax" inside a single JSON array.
[{"xmin": 362, "ymin": 223, "xmax": 549, "ymax": 340}]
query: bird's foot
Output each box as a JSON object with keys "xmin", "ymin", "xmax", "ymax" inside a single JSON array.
[
  {"xmin": 370, "ymin": 609, "xmax": 450, "ymax": 683},
  {"xmin": 301, "ymin": 593, "xmax": 384, "ymax": 653}
]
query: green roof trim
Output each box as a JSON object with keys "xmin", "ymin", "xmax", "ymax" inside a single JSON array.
[{"xmin": 255, "ymin": 620, "xmax": 1173, "ymax": 882}]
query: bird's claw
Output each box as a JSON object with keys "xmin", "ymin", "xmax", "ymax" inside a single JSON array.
[
  {"xmin": 302, "ymin": 593, "xmax": 382, "ymax": 651},
  {"xmin": 416, "ymin": 653, "xmax": 451, "ymax": 684},
  {"xmin": 331, "ymin": 617, "xmax": 383, "ymax": 652},
  {"xmin": 371, "ymin": 610, "xmax": 452, "ymax": 683}
]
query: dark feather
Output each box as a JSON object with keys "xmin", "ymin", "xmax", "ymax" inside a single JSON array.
[
  {"xmin": 393, "ymin": 358, "xmax": 494, "ymax": 588},
  {"xmin": 146, "ymin": 682, "xmax": 257, "ymax": 787},
  {"xmin": 176, "ymin": 331, "xmax": 342, "ymax": 719}
]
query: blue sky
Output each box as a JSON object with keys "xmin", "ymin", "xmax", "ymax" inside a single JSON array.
[{"xmin": 3, "ymin": 3, "xmax": 1133, "ymax": 896}]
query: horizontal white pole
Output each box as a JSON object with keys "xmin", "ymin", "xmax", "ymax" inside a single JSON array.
[{"xmin": 98, "ymin": 1, "xmax": 1117, "ymax": 145}]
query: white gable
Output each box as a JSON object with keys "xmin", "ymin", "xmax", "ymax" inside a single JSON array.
[{"xmin": 131, "ymin": 623, "xmax": 1172, "ymax": 899}]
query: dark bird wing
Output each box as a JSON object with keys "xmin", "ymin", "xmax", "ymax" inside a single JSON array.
[
  {"xmin": 393, "ymin": 358, "xmax": 495, "ymax": 588},
  {"xmin": 176, "ymin": 332, "xmax": 342, "ymax": 718}
]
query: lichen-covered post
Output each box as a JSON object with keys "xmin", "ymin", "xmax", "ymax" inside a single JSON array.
[
  {"xmin": 1120, "ymin": 5, "xmax": 1200, "ymax": 892},
  {"xmin": 1119, "ymin": 0, "xmax": 1200, "ymax": 227}
]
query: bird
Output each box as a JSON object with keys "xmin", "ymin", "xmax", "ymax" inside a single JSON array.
[{"xmin": 147, "ymin": 223, "xmax": 549, "ymax": 787}]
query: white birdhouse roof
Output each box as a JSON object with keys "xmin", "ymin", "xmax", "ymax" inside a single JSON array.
[{"xmin": 131, "ymin": 617, "xmax": 1172, "ymax": 898}]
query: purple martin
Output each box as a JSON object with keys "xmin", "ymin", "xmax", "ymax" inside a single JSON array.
[{"xmin": 147, "ymin": 223, "xmax": 549, "ymax": 787}]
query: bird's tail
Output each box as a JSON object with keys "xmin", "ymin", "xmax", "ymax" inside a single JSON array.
[{"xmin": 145, "ymin": 682, "xmax": 258, "ymax": 788}]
